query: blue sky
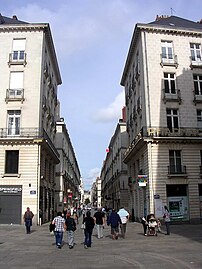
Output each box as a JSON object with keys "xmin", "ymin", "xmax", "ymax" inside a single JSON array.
[{"xmin": 2, "ymin": 0, "xmax": 202, "ymax": 189}]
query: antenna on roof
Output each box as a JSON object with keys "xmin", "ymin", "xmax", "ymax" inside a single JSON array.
[{"xmin": 170, "ymin": 8, "xmax": 176, "ymax": 16}]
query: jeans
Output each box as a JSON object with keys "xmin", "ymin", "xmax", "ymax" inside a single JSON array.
[
  {"xmin": 165, "ymin": 221, "xmax": 170, "ymax": 235},
  {"xmin": 25, "ymin": 219, "xmax": 32, "ymax": 234},
  {"xmin": 96, "ymin": 224, "xmax": 103, "ymax": 239},
  {"xmin": 84, "ymin": 229, "xmax": 93, "ymax": 247},
  {"xmin": 55, "ymin": 231, "xmax": 63, "ymax": 246},
  {"xmin": 67, "ymin": 230, "xmax": 74, "ymax": 247}
]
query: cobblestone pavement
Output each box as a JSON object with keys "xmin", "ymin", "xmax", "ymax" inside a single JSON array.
[{"xmin": 0, "ymin": 219, "xmax": 202, "ymax": 269}]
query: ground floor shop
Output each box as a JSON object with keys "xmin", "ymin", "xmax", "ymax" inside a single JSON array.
[{"xmin": 126, "ymin": 141, "xmax": 202, "ymax": 223}]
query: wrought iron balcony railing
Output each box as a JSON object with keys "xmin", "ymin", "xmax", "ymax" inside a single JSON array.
[
  {"xmin": 160, "ymin": 54, "xmax": 178, "ymax": 67},
  {"xmin": 168, "ymin": 165, "xmax": 187, "ymax": 176},
  {"xmin": 5, "ymin": 88, "xmax": 25, "ymax": 103},
  {"xmin": 162, "ymin": 89, "xmax": 181, "ymax": 104},
  {"xmin": 8, "ymin": 52, "xmax": 27, "ymax": 66},
  {"xmin": 124, "ymin": 126, "xmax": 202, "ymax": 158},
  {"xmin": 190, "ymin": 56, "xmax": 202, "ymax": 69}
]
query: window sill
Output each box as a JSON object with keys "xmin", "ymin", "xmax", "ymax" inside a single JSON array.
[{"xmin": 2, "ymin": 173, "xmax": 21, "ymax": 178}]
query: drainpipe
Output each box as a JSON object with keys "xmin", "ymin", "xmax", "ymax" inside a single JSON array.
[
  {"xmin": 37, "ymin": 143, "xmax": 41, "ymax": 225},
  {"xmin": 143, "ymin": 31, "xmax": 151, "ymax": 128}
]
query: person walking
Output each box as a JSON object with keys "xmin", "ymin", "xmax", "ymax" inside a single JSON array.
[
  {"xmin": 93, "ymin": 208, "xmax": 105, "ymax": 239},
  {"xmin": 163, "ymin": 206, "xmax": 171, "ymax": 235},
  {"xmin": 107, "ymin": 209, "xmax": 122, "ymax": 240},
  {"xmin": 65, "ymin": 211, "xmax": 77, "ymax": 249},
  {"xmin": 52, "ymin": 211, "xmax": 65, "ymax": 249},
  {"xmin": 23, "ymin": 207, "xmax": 34, "ymax": 234},
  {"xmin": 117, "ymin": 207, "xmax": 130, "ymax": 239},
  {"xmin": 83, "ymin": 210, "xmax": 95, "ymax": 249},
  {"xmin": 141, "ymin": 217, "xmax": 148, "ymax": 236}
]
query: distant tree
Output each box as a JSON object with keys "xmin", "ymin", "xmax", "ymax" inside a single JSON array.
[{"xmin": 84, "ymin": 198, "xmax": 90, "ymax": 205}]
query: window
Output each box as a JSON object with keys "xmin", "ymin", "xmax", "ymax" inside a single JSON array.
[
  {"xmin": 164, "ymin": 73, "xmax": 176, "ymax": 94},
  {"xmin": 5, "ymin": 150, "xmax": 19, "ymax": 174},
  {"xmin": 7, "ymin": 110, "xmax": 21, "ymax": 135},
  {"xmin": 193, "ymin": 74, "xmax": 202, "ymax": 95},
  {"xmin": 12, "ymin": 39, "xmax": 26, "ymax": 61},
  {"xmin": 161, "ymin": 41, "xmax": 173, "ymax": 60},
  {"xmin": 190, "ymin": 43, "xmax": 201, "ymax": 62},
  {"xmin": 169, "ymin": 150, "xmax": 182, "ymax": 173},
  {"xmin": 167, "ymin": 108, "xmax": 179, "ymax": 132},
  {"xmin": 197, "ymin": 110, "xmax": 202, "ymax": 128}
]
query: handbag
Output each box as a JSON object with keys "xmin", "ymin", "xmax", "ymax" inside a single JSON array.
[{"xmin": 81, "ymin": 223, "xmax": 86, "ymax": 229}]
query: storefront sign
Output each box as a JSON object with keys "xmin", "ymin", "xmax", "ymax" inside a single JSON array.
[{"xmin": 0, "ymin": 187, "xmax": 22, "ymax": 193}]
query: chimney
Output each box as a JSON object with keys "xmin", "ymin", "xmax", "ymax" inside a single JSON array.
[
  {"xmin": 122, "ymin": 106, "xmax": 126, "ymax": 122},
  {"xmin": 156, "ymin": 15, "xmax": 169, "ymax": 21},
  {"xmin": 12, "ymin": 15, "xmax": 18, "ymax": 20}
]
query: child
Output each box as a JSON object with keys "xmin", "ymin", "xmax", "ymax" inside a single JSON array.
[{"xmin": 157, "ymin": 219, "xmax": 161, "ymax": 233}]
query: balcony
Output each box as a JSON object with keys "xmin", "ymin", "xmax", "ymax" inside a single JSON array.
[
  {"xmin": 0, "ymin": 128, "xmax": 40, "ymax": 138},
  {"xmin": 160, "ymin": 54, "xmax": 178, "ymax": 68},
  {"xmin": 168, "ymin": 165, "xmax": 187, "ymax": 177},
  {"xmin": 8, "ymin": 52, "xmax": 27, "ymax": 66},
  {"xmin": 162, "ymin": 89, "xmax": 181, "ymax": 104},
  {"xmin": 124, "ymin": 126, "xmax": 202, "ymax": 161},
  {"xmin": 190, "ymin": 56, "xmax": 202, "ymax": 69},
  {"xmin": 5, "ymin": 88, "xmax": 24, "ymax": 103},
  {"xmin": 193, "ymin": 91, "xmax": 202, "ymax": 104}
]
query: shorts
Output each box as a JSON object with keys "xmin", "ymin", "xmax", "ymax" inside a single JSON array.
[{"xmin": 111, "ymin": 226, "xmax": 119, "ymax": 234}]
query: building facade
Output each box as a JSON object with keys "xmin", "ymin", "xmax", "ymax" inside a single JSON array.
[
  {"xmin": 0, "ymin": 15, "xmax": 62, "ymax": 225},
  {"xmin": 101, "ymin": 110, "xmax": 128, "ymax": 211},
  {"xmin": 121, "ymin": 15, "xmax": 202, "ymax": 223},
  {"xmin": 55, "ymin": 118, "xmax": 81, "ymax": 213}
]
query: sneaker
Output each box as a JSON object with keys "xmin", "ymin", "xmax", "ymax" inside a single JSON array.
[
  {"xmin": 84, "ymin": 245, "xmax": 88, "ymax": 249},
  {"xmin": 69, "ymin": 245, "xmax": 73, "ymax": 249},
  {"xmin": 57, "ymin": 244, "xmax": 61, "ymax": 249}
]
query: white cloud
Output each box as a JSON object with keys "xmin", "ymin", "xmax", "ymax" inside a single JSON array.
[
  {"xmin": 9, "ymin": 1, "xmax": 134, "ymax": 59},
  {"xmin": 92, "ymin": 90, "xmax": 125, "ymax": 122},
  {"xmin": 84, "ymin": 167, "xmax": 100, "ymax": 189}
]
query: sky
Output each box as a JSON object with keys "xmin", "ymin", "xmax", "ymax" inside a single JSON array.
[{"xmin": 2, "ymin": 0, "xmax": 202, "ymax": 189}]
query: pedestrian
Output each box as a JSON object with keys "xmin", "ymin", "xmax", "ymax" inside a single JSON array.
[
  {"xmin": 93, "ymin": 208, "xmax": 105, "ymax": 239},
  {"xmin": 83, "ymin": 210, "xmax": 95, "ymax": 249},
  {"xmin": 23, "ymin": 207, "xmax": 34, "ymax": 234},
  {"xmin": 141, "ymin": 217, "xmax": 148, "ymax": 236},
  {"xmin": 117, "ymin": 207, "xmax": 130, "ymax": 239},
  {"xmin": 52, "ymin": 211, "xmax": 65, "ymax": 249},
  {"xmin": 65, "ymin": 211, "xmax": 77, "ymax": 249},
  {"xmin": 82, "ymin": 208, "xmax": 86, "ymax": 222},
  {"xmin": 107, "ymin": 209, "xmax": 121, "ymax": 240},
  {"xmin": 163, "ymin": 206, "xmax": 171, "ymax": 235},
  {"xmin": 73, "ymin": 208, "xmax": 79, "ymax": 224},
  {"xmin": 157, "ymin": 219, "xmax": 161, "ymax": 233}
]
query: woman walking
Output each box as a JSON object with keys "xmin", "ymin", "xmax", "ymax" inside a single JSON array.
[{"xmin": 163, "ymin": 206, "xmax": 171, "ymax": 235}]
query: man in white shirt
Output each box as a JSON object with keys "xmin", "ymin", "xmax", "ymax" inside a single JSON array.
[{"xmin": 117, "ymin": 207, "xmax": 130, "ymax": 239}]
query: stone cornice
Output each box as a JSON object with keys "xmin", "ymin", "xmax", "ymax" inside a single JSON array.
[{"xmin": 137, "ymin": 23, "xmax": 202, "ymax": 36}]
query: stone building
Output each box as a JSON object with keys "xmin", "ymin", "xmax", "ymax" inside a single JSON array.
[
  {"xmin": 121, "ymin": 15, "xmax": 202, "ymax": 223},
  {"xmin": 55, "ymin": 118, "xmax": 81, "ymax": 213},
  {"xmin": 101, "ymin": 108, "xmax": 128, "ymax": 211},
  {"xmin": 0, "ymin": 14, "xmax": 62, "ymax": 225}
]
